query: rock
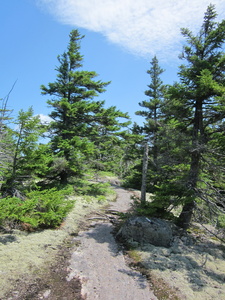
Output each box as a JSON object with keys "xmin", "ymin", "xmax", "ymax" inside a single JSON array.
[
  {"xmin": 170, "ymin": 245, "xmax": 182, "ymax": 254},
  {"xmin": 118, "ymin": 216, "xmax": 173, "ymax": 247},
  {"xmin": 43, "ymin": 289, "xmax": 51, "ymax": 298}
]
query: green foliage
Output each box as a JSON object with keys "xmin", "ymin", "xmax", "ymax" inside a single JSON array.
[
  {"xmin": 0, "ymin": 127, "xmax": 14, "ymax": 188},
  {"xmin": 134, "ymin": 201, "xmax": 175, "ymax": 221},
  {"xmin": 0, "ymin": 88, "xmax": 14, "ymax": 191},
  {"xmin": 130, "ymin": 194, "xmax": 177, "ymax": 221},
  {"xmin": 144, "ymin": 5, "xmax": 225, "ymax": 229},
  {"xmin": 96, "ymin": 171, "xmax": 116, "ymax": 178},
  {"xmin": 2, "ymin": 107, "xmax": 47, "ymax": 196},
  {"xmin": 29, "ymin": 143, "xmax": 53, "ymax": 179},
  {"xmin": 122, "ymin": 166, "xmax": 142, "ymax": 190},
  {"xmin": 41, "ymin": 29, "xmax": 130, "ymax": 183},
  {"xmin": 73, "ymin": 178, "xmax": 112, "ymax": 198},
  {"xmin": 41, "ymin": 30, "xmax": 109, "ymax": 183},
  {"xmin": 0, "ymin": 186, "xmax": 74, "ymax": 230},
  {"xmin": 129, "ymin": 56, "xmax": 166, "ymax": 195},
  {"xmin": 119, "ymin": 126, "xmax": 144, "ymax": 188},
  {"xmin": 218, "ymin": 214, "xmax": 225, "ymax": 229}
]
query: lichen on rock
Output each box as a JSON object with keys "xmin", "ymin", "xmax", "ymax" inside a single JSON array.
[{"xmin": 118, "ymin": 216, "xmax": 173, "ymax": 247}]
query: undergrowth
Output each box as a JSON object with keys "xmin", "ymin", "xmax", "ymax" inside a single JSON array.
[
  {"xmin": 130, "ymin": 194, "xmax": 177, "ymax": 221},
  {"xmin": 0, "ymin": 186, "xmax": 74, "ymax": 231},
  {"xmin": 0, "ymin": 178, "xmax": 114, "ymax": 232}
]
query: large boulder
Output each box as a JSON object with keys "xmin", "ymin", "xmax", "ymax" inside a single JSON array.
[{"xmin": 118, "ymin": 216, "xmax": 173, "ymax": 247}]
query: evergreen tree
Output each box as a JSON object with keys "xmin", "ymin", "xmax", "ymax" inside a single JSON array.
[
  {"xmin": 122, "ymin": 123, "xmax": 146, "ymax": 190},
  {"xmin": 157, "ymin": 5, "xmax": 225, "ymax": 228},
  {"xmin": 3, "ymin": 107, "xmax": 45, "ymax": 197},
  {"xmin": 136, "ymin": 56, "xmax": 165, "ymax": 131},
  {"xmin": 41, "ymin": 30, "xmax": 109, "ymax": 183},
  {"xmin": 89, "ymin": 105, "xmax": 131, "ymax": 175},
  {"xmin": 136, "ymin": 56, "xmax": 165, "ymax": 191},
  {"xmin": 0, "ymin": 85, "xmax": 15, "ymax": 192},
  {"xmin": 41, "ymin": 29, "xmax": 130, "ymax": 182}
]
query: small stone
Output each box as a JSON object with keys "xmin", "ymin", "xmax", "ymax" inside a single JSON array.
[
  {"xmin": 170, "ymin": 246, "xmax": 182, "ymax": 254},
  {"xmin": 161, "ymin": 249, "xmax": 171, "ymax": 257},
  {"xmin": 43, "ymin": 289, "xmax": 51, "ymax": 298}
]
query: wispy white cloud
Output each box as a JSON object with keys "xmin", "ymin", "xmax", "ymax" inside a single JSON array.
[
  {"xmin": 37, "ymin": 0, "xmax": 225, "ymax": 61},
  {"xmin": 37, "ymin": 114, "xmax": 52, "ymax": 124}
]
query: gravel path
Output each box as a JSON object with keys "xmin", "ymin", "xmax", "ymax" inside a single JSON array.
[{"xmin": 67, "ymin": 186, "xmax": 157, "ymax": 299}]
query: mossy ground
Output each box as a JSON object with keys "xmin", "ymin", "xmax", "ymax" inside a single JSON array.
[{"xmin": 124, "ymin": 224, "xmax": 225, "ymax": 300}]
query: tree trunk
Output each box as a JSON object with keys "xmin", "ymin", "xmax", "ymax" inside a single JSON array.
[
  {"xmin": 59, "ymin": 170, "xmax": 69, "ymax": 184},
  {"xmin": 177, "ymin": 98, "xmax": 203, "ymax": 229},
  {"xmin": 176, "ymin": 200, "xmax": 195, "ymax": 229},
  {"xmin": 141, "ymin": 141, "xmax": 149, "ymax": 204}
]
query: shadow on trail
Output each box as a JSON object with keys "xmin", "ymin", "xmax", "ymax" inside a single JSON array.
[
  {"xmin": 118, "ymin": 268, "xmax": 148, "ymax": 289},
  {"xmin": 85, "ymin": 223, "xmax": 120, "ymax": 257},
  {"xmin": 84, "ymin": 222, "xmax": 149, "ymax": 290},
  {"xmin": 0, "ymin": 234, "xmax": 17, "ymax": 244}
]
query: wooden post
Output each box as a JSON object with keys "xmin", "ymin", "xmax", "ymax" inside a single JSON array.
[{"xmin": 141, "ymin": 141, "xmax": 149, "ymax": 204}]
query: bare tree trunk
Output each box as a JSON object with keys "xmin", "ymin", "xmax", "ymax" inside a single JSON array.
[{"xmin": 141, "ymin": 141, "xmax": 149, "ymax": 204}]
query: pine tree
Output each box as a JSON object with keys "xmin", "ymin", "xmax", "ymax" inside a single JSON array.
[
  {"xmin": 41, "ymin": 29, "xmax": 130, "ymax": 183},
  {"xmin": 158, "ymin": 5, "xmax": 225, "ymax": 228},
  {"xmin": 0, "ymin": 85, "xmax": 15, "ymax": 192},
  {"xmin": 136, "ymin": 56, "xmax": 165, "ymax": 192},
  {"xmin": 3, "ymin": 107, "xmax": 45, "ymax": 197},
  {"xmin": 88, "ymin": 104, "xmax": 131, "ymax": 174},
  {"xmin": 41, "ymin": 30, "xmax": 109, "ymax": 183}
]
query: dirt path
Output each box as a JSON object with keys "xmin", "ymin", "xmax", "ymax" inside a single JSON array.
[{"xmin": 67, "ymin": 186, "xmax": 157, "ymax": 299}]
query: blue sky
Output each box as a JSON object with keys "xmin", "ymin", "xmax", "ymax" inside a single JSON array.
[{"xmin": 1, "ymin": 0, "xmax": 225, "ymax": 125}]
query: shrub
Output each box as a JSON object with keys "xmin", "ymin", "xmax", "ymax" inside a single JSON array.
[{"xmin": 0, "ymin": 186, "xmax": 74, "ymax": 230}]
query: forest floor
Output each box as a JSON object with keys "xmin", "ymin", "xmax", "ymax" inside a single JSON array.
[{"xmin": 0, "ymin": 181, "xmax": 225, "ymax": 299}]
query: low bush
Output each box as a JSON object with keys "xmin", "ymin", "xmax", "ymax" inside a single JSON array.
[
  {"xmin": 0, "ymin": 177, "xmax": 114, "ymax": 232},
  {"xmin": 130, "ymin": 195, "xmax": 176, "ymax": 221},
  {"xmin": 0, "ymin": 186, "xmax": 74, "ymax": 231}
]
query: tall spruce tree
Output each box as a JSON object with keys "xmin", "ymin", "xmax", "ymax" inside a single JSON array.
[
  {"xmin": 41, "ymin": 29, "xmax": 130, "ymax": 183},
  {"xmin": 158, "ymin": 5, "xmax": 225, "ymax": 229},
  {"xmin": 41, "ymin": 30, "xmax": 109, "ymax": 183},
  {"xmin": 136, "ymin": 56, "xmax": 165, "ymax": 192}
]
